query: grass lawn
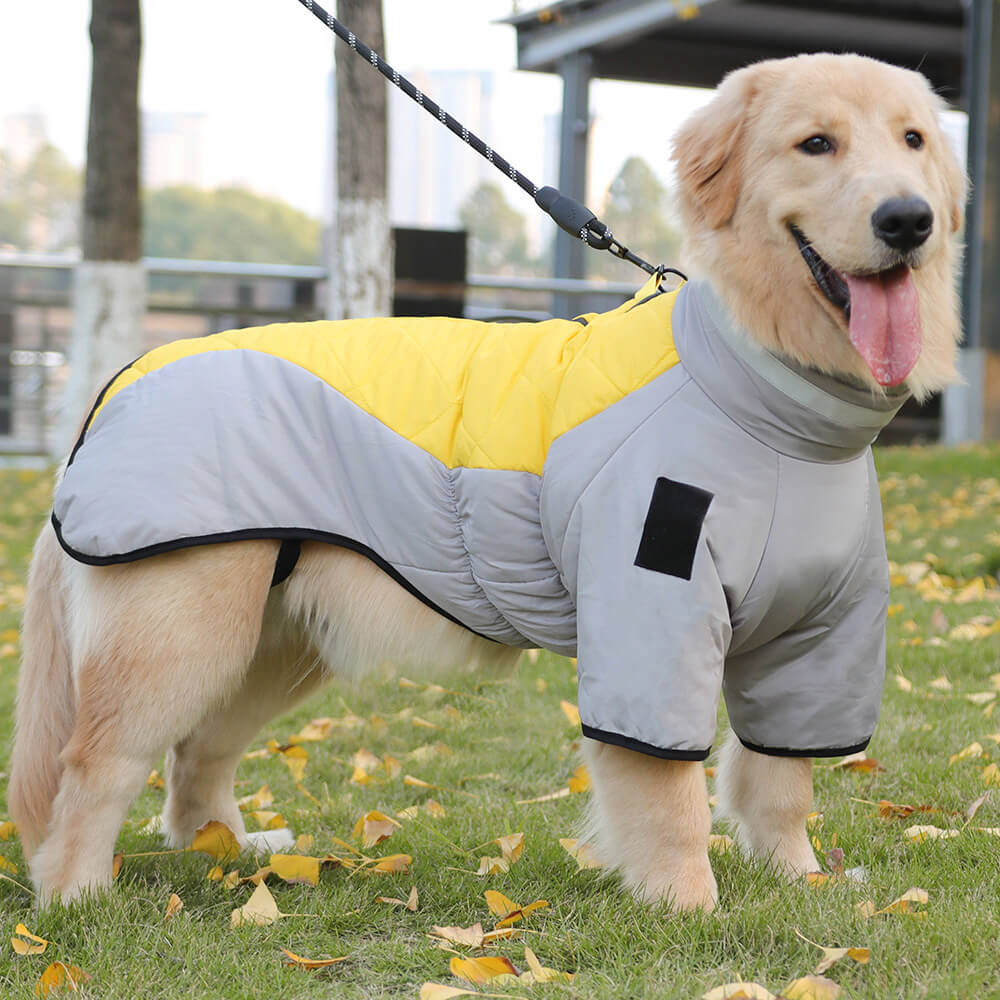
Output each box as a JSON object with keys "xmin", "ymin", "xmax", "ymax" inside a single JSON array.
[{"xmin": 1, "ymin": 445, "xmax": 1000, "ymax": 999}]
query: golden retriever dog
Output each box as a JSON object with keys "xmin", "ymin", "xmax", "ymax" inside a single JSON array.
[{"xmin": 10, "ymin": 52, "xmax": 965, "ymax": 909}]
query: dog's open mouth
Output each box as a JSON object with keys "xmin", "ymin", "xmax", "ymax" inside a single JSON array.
[{"xmin": 789, "ymin": 224, "xmax": 922, "ymax": 388}]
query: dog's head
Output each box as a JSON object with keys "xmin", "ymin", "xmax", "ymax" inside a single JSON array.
[{"xmin": 672, "ymin": 53, "xmax": 966, "ymax": 399}]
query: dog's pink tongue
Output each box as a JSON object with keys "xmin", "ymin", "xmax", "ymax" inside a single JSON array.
[{"xmin": 844, "ymin": 267, "xmax": 921, "ymax": 386}]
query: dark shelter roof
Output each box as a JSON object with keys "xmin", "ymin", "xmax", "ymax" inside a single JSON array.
[{"xmin": 506, "ymin": 0, "xmax": 967, "ymax": 106}]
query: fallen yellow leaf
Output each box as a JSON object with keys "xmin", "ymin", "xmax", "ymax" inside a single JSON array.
[
  {"xmin": 230, "ymin": 881, "xmax": 287, "ymax": 927},
  {"xmin": 702, "ymin": 983, "xmax": 775, "ymax": 1000},
  {"xmin": 269, "ymin": 853, "xmax": 320, "ymax": 886},
  {"xmin": 189, "ymin": 820, "xmax": 241, "ymax": 863},
  {"xmin": 559, "ymin": 837, "xmax": 604, "ymax": 870},
  {"xmin": 567, "ymin": 765, "xmax": 591, "ymax": 793},
  {"xmin": 560, "ymin": 700, "xmax": 581, "ymax": 727},
  {"xmin": 371, "ymin": 853, "xmax": 412, "ymax": 874},
  {"xmin": 494, "ymin": 833, "xmax": 524, "ymax": 863},
  {"xmin": 280, "ymin": 947, "xmax": 347, "ymax": 969},
  {"xmin": 278, "ymin": 744, "xmax": 308, "ymax": 781},
  {"xmin": 781, "ymin": 975, "xmax": 842, "ymax": 1000},
  {"xmin": 449, "ymin": 954, "xmax": 517, "ymax": 985},
  {"xmin": 0, "ymin": 821, "xmax": 16, "ymax": 840},
  {"xmin": 34, "ymin": 962, "xmax": 90, "ymax": 997},
  {"xmin": 873, "ymin": 887, "xmax": 929, "ymax": 916},
  {"xmin": 352, "ymin": 810, "xmax": 401, "ymax": 848},
  {"xmin": 164, "ymin": 893, "xmax": 184, "ymax": 921},
  {"xmin": 236, "ymin": 784, "xmax": 274, "ymax": 811},
  {"xmin": 708, "ymin": 834, "xmax": 734, "ymax": 853},
  {"xmin": 419, "ymin": 985, "xmax": 480, "ymax": 1000},
  {"xmin": 430, "ymin": 923, "xmax": 488, "ymax": 948},
  {"xmin": 949, "ymin": 741, "xmax": 984, "ymax": 765},
  {"xmin": 12, "ymin": 924, "xmax": 48, "ymax": 956},
  {"xmin": 0, "ymin": 855, "xmax": 17, "ymax": 873},
  {"xmin": 376, "ymin": 885, "xmax": 419, "ymax": 911},
  {"xmin": 904, "ymin": 825, "xmax": 960, "ymax": 842},
  {"xmin": 523, "ymin": 946, "xmax": 573, "ymax": 983},
  {"xmin": 289, "ymin": 717, "xmax": 335, "ymax": 742}
]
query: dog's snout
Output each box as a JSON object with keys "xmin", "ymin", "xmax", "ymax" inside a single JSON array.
[{"xmin": 871, "ymin": 197, "xmax": 933, "ymax": 253}]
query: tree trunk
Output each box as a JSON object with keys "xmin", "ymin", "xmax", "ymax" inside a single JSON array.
[
  {"xmin": 327, "ymin": 0, "xmax": 392, "ymax": 320},
  {"xmin": 58, "ymin": 0, "xmax": 145, "ymax": 455}
]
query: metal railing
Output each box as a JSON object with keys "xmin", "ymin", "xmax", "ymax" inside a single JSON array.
[{"xmin": 0, "ymin": 253, "xmax": 639, "ymax": 456}]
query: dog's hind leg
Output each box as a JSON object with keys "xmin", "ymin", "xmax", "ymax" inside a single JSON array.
[
  {"xmin": 715, "ymin": 729, "xmax": 818, "ymax": 877},
  {"xmin": 160, "ymin": 610, "xmax": 327, "ymax": 849},
  {"xmin": 582, "ymin": 740, "xmax": 718, "ymax": 912},
  {"xmin": 29, "ymin": 541, "xmax": 276, "ymax": 904},
  {"xmin": 9, "ymin": 523, "xmax": 76, "ymax": 861}
]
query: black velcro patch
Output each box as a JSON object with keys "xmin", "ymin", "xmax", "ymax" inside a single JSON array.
[{"xmin": 634, "ymin": 477, "xmax": 713, "ymax": 580}]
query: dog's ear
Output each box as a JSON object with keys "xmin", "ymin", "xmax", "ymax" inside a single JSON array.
[
  {"xmin": 942, "ymin": 143, "xmax": 968, "ymax": 234},
  {"xmin": 672, "ymin": 65, "xmax": 762, "ymax": 229}
]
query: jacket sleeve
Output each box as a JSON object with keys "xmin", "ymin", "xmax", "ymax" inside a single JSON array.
[{"xmin": 569, "ymin": 470, "xmax": 732, "ymax": 760}]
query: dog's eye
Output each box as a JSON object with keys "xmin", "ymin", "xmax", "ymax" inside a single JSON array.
[
  {"xmin": 798, "ymin": 135, "xmax": 833, "ymax": 155},
  {"xmin": 905, "ymin": 130, "xmax": 924, "ymax": 150}
]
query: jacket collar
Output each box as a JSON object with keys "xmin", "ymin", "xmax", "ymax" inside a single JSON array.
[{"xmin": 671, "ymin": 280, "xmax": 909, "ymax": 462}]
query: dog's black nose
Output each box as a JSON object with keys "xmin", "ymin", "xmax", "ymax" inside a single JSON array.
[{"xmin": 871, "ymin": 197, "xmax": 933, "ymax": 252}]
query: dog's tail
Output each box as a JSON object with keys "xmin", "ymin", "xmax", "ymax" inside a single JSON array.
[{"xmin": 8, "ymin": 522, "xmax": 76, "ymax": 860}]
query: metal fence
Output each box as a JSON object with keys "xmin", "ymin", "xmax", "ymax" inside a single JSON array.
[{"xmin": 0, "ymin": 253, "xmax": 638, "ymax": 457}]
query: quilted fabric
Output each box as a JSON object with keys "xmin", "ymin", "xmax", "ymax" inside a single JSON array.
[{"xmin": 87, "ymin": 274, "xmax": 678, "ymax": 475}]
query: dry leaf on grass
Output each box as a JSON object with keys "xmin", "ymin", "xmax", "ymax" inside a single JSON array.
[
  {"xmin": 904, "ymin": 825, "xmax": 960, "ymax": 842},
  {"xmin": 289, "ymin": 717, "xmax": 336, "ymax": 742},
  {"xmin": 189, "ymin": 820, "xmax": 241, "ymax": 863},
  {"xmin": 250, "ymin": 810, "xmax": 287, "ymax": 831},
  {"xmin": 872, "ymin": 887, "xmax": 929, "ymax": 917},
  {"xmin": 780, "ymin": 975, "xmax": 842, "ymax": 999},
  {"xmin": 560, "ymin": 700, "xmax": 581, "ymax": 727},
  {"xmin": 0, "ymin": 821, "xmax": 16, "ymax": 840},
  {"xmin": 237, "ymin": 785, "xmax": 274, "ymax": 811},
  {"xmin": 449, "ymin": 954, "xmax": 518, "ymax": 985},
  {"xmin": 949, "ymin": 742, "xmax": 984, "ymax": 765},
  {"xmin": 794, "ymin": 929, "xmax": 870, "ymax": 974},
  {"xmin": 34, "ymin": 962, "xmax": 91, "ymax": 996},
  {"xmin": 0, "ymin": 855, "xmax": 18, "ymax": 873},
  {"xmin": 702, "ymin": 982, "xmax": 776, "ymax": 999},
  {"xmin": 279, "ymin": 744, "xmax": 309, "ymax": 781},
  {"xmin": 164, "ymin": 893, "xmax": 184, "ymax": 921},
  {"xmin": 559, "ymin": 837, "xmax": 604, "ymax": 870},
  {"xmin": 419, "ymin": 985, "xmax": 503, "ymax": 1000},
  {"xmin": 11, "ymin": 924, "xmax": 48, "ymax": 956},
  {"xmin": 522, "ymin": 946, "xmax": 574, "ymax": 984},
  {"xmin": 708, "ymin": 834, "xmax": 735, "ymax": 853},
  {"xmin": 230, "ymin": 881, "xmax": 291, "ymax": 927},
  {"xmin": 269, "ymin": 854, "xmax": 320, "ymax": 886},
  {"xmin": 830, "ymin": 753, "xmax": 885, "ymax": 773},
  {"xmin": 371, "ymin": 853, "xmax": 412, "ymax": 874},
  {"xmin": 430, "ymin": 923, "xmax": 489, "ymax": 948},
  {"xmin": 376, "ymin": 885, "xmax": 419, "ymax": 911},
  {"xmin": 353, "ymin": 810, "xmax": 401, "ymax": 848},
  {"xmin": 280, "ymin": 947, "xmax": 347, "ymax": 970},
  {"xmin": 484, "ymin": 889, "xmax": 548, "ymax": 927}
]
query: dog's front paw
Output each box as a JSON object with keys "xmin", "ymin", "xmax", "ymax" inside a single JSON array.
[{"xmin": 627, "ymin": 857, "xmax": 718, "ymax": 912}]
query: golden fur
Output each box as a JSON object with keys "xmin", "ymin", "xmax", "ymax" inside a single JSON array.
[{"xmin": 10, "ymin": 53, "xmax": 964, "ymax": 909}]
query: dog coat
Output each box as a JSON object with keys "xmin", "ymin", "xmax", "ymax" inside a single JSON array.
[{"xmin": 53, "ymin": 276, "xmax": 907, "ymax": 761}]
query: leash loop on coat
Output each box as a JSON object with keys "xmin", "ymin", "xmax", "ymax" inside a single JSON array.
[{"xmin": 293, "ymin": 0, "xmax": 679, "ymax": 280}]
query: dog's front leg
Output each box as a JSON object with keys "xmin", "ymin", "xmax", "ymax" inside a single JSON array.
[
  {"xmin": 716, "ymin": 730, "xmax": 818, "ymax": 877},
  {"xmin": 582, "ymin": 740, "xmax": 717, "ymax": 911}
]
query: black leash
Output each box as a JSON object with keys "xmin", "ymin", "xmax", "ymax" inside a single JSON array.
[{"xmin": 294, "ymin": 0, "xmax": 680, "ymax": 280}]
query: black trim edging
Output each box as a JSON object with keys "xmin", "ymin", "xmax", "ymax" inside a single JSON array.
[
  {"xmin": 49, "ymin": 515, "xmax": 498, "ymax": 643},
  {"xmin": 581, "ymin": 723, "xmax": 710, "ymax": 761},
  {"xmin": 736, "ymin": 735, "xmax": 872, "ymax": 759}
]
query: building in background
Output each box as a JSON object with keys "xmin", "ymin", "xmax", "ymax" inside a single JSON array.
[{"xmin": 142, "ymin": 111, "xmax": 209, "ymax": 190}]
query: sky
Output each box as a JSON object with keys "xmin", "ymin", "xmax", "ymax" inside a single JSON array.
[{"xmin": 0, "ymin": 1, "xmax": 713, "ymax": 222}]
